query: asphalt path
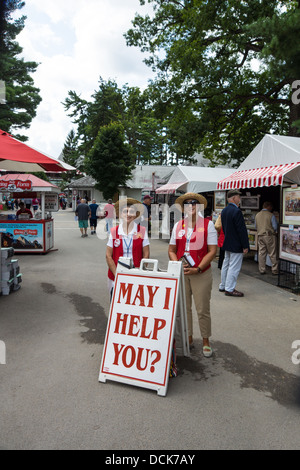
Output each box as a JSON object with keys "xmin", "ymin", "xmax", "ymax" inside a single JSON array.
[{"xmin": 0, "ymin": 209, "xmax": 299, "ymax": 450}]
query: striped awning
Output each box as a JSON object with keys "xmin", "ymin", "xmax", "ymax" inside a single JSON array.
[
  {"xmin": 156, "ymin": 181, "xmax": 187, "ymax": 194},
  {"xmin": 217, "ymin": 162, "xmax": 300, "ymax": 190}
]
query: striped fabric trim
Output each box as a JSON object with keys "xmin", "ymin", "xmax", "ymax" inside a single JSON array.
[{"xmin": 217, "ymin": 162, "xmax": 300, "ymax": 190}]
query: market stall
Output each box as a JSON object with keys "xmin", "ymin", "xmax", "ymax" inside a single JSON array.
[
  {"xmin": 0, "ymin": 174, "xmax": 60, "ymax": 254},
  {"xmin": 156, "ymin": 165, "xmax": 235, "ymax": 211},
  {"xmin": 217, "ymin": 134, "xmax": 300, "ymax": 292}
]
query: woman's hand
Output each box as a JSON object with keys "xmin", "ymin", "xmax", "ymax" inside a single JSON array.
[{"xmin": 183, "ymin": 266, "xmax": 199, "ymax": 275}]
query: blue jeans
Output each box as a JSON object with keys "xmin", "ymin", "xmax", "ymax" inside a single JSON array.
[{"xmin": 219, "ymin": 251, "xmax": 244, "ymax": 292}]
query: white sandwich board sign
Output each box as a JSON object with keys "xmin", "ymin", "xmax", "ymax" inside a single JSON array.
[{"xmin": 99, "ymin": 259, "xmax": 189, "ymax": 396}]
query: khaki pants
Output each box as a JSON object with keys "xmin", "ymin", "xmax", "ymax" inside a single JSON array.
[
  {"xmin": 184, "ymin": 267, "xmax": 212, "ymax": 339},
  {"xmin": 258, "ymin": 235, "xmax": 278, "ymax": 274}
]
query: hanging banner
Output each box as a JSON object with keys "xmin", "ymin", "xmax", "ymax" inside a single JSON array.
[
  {"xmin": 0, "ymin": 180, "xmax": 32, "ymax": 192},
  {"xmin": 99, "ymin": 259, "xmax": 188, "ymax": 396}
]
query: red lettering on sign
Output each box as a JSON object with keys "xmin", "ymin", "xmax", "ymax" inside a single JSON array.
[
  {"xmin": 112, "ymin": 343, "xmax": 160, "ymax": 373},
  {"xmin": 132, "ymin": 285, "xmax": 145, "ymax": 307},
  {"xmin": 117, "ymin": 282, "xmax": 160, "ymax": 308},
  {"xmin": 114, "ymin": 313, "xmax": 129, "ymax": 335},
  {"xmin": 113, "ymin": 313, "xmax": 166, "ymax": 341},
  {"xmin": 147, "ymin": 285, "xmax": 159, "ymax": 308},
  {"xmin": 163, "ymin": 287, "xmax": 172, "ymax": 310},
  {"xmin": 117, "ymin": 283, "xmax": 133, "ymax": 305},
  {"xmin": 152, "ymin": 319, "xmax": 167, "ymax": 341}
]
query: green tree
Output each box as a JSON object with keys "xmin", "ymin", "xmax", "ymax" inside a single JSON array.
[
  {"xmin": 60, "ymin": 129, "xmax": 83, "ymax": 188},
  {"xmin": 0, "ymin": 0, "xmax": 42, "ymax": 139},
  {"xmin": 86, "ymin": 122, "xmax": 135, "ymax": 200},
  {"xmin": 63, "ymin": 77, "xmax": 175, "ymax": 166},
  {"xmin": 125, "ymin": 0, "xmax": 300, "ymax": 166},
  {"xmin": 62, "ymin": 129, "xmax": 80, "ymax": 168}
]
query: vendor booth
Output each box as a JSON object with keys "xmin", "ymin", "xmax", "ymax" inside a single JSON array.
[
  {"xmin": 217, "ymin": 134, "xmax": 300, "ymax": 293},
  {"xmin": 155, "ymin": 166, "xmax": 235, "ymax": 237},
  {"xmin": 0, "ymin": 174, "xmax": 60, "ymax": 254},
  {"xmin": 156, "ymin": 165, "xmax": 235, "ymax": 213}
]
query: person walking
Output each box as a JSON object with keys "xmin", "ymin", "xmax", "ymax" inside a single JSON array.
[
  {"xmin": 219, "ymin": 189, "xmax": 249, "ymax": 297},
  {"xmin": 75, "ymin": 198, "xmax": 91, "ymax": 238},
  {"xmin": 168, "ymin": 192, "xmax": 217, "ymax": 358},
  {"xmin": 140, "ymin": 195, "xmax": 153, "ymax": 234},
  {"xmin": 106, "ymin": 198, "xmax": 150, "ymax": 299},
  {"xmin": 89, "ymin": 199, "xmax": 99, "ymax": 235},
  {"xmin": 103, "ymin": 199, "xmax": 115, "ymax": 234},
  {"xmin": 255, "ymin": 201, "xmax": 278, "ymax": 275}
]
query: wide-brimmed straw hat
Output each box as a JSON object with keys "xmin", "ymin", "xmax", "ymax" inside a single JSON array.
[
  {"xmin": 175, "ymin": 192, "xmax": 208, "ymax": 211},
  {"xmin": 114, "ymin": 197, "xmax": 142, "ymax": 218}
]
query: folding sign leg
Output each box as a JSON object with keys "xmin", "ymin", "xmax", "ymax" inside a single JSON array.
[{"xmin": 179, "ymin": 264, "xmax": 190, "ymax": 357}]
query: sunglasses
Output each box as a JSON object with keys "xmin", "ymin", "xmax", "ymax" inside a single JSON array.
[
  {"xmin": 122, "ymin": 208, "xmax": 137, "ymax": 216},
  {"xmin": 185, "ymin": 200, "xmax": 198, "ymax": 206}
]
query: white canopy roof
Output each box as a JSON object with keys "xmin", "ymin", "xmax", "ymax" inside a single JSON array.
[
  {"xmin": 125, "ymin": 165, "xmax": 174, "ymax": 190},
  {"xmin": 239, "ymin": 134, "xmax": 300, "ymax": 170},
  {"xmin": 156, "ymin": 166, "xmax": 235, "ymax": 194},
  {"xmin": 217, "ymin": 134, "xmax": 300, "ymax": 189}
]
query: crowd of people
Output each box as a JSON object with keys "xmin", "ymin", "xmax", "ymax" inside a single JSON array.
[{"xmin": 1, "ymin": 196, "xmax": 41, "ymax": 218}]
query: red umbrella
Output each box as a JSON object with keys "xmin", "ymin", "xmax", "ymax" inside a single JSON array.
[{"xmin": 0, "ymin": 129, "xmax": 75, "ymax": 172}]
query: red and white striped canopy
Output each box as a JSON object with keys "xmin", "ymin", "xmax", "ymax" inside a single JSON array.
[{"xmin": 217, "ymin": 162, "xmax": 300, "ymax": 190}]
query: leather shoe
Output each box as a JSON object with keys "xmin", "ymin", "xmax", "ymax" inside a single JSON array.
[
  {"xmin": 225, "ymin": 289, "xmax": 244, "ymax": 297},
  {"xmin": 219, "ymin": 288, "xmax": 225, "ymax": 292}
]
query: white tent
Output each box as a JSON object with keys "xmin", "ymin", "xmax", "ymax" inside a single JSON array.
[
  {"xmin": 156, "ymin": 166, "xmax": 235, "ymax": 194},
  {"xmin": 218, "ymin": 134, "xmax": 300, "ymax": 189},
  {"xmin": 239, "ymin": 134, "xmax": 300, "ymax": 170}
]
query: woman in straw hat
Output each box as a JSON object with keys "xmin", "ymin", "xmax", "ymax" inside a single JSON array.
[
  {"xmin": 168, "ymin": 193, "xmax": 217, "ymax": 357},
  {"xmin": 106, "ymin": 197, "xmax": 150, "ymax": 297}
]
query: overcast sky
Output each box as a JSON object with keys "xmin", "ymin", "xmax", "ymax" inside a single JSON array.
[{"xmin": 15, "ymin": 0, "xmax": 155, "ymax": 158}]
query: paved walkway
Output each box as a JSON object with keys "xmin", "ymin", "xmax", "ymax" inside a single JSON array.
[{"xmin": 0, "ymin": 209, "xmax": 299, "ymax": 450}]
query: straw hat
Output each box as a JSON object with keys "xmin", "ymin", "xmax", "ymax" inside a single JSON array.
[
  {"xmin": 114, "ymin": 197, "xmax": 142, "ymax": 218},
  {"xmin": 175, "ymin": 192, "xmax": 208, "ymax": 211}
]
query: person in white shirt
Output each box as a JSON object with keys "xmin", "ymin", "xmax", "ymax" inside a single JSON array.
[
  {"xmin": 169, "ymin": 192, "xmax": 217, "ymax": 358},
  {"xmin": 106, "ymin": 198, "xmax": 150, "ymax": 298}
]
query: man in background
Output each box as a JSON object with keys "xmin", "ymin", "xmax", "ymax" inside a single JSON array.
[
  {"xmin": 89, "ymin": 199, "xmax": 99, "ymax": 235},
  {"xmin": 255, "ymin": 201, "xmax": 278, "ymax": 275},
  {"xmin": 140, "ymin": 195, "xmax": 153, "ymax": 235},
  {"xmin": 75, "ymin": 199, "xmax": 91, "ymax": 238},
  {"xmin": 219, "ymin": 189, "xmax": 249, "ymax": 297}
]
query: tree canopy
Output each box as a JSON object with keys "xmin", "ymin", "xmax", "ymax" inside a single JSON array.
[
  {"xmin": 86, "ymin": 122, "xmax": 135, "ymax": 200},
  {"xmin": 63, "ymin": 77, "xmax": 197, "ymax": 167},
  {"xmin": 0, "ymin": 0, "xmax": 42, "ymax": 139},
  {"xmin": 125, "ymin": 0, "xmax": 300, "ymax": 166}
]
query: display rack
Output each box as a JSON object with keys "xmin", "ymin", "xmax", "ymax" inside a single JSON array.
[
  {"xmin": 1, "ymin": 246, "xmax": 22, "ymax": 296},
  {"xmin": 278, "ymin": 260, "xmax": 300, "ymax": 294}
]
